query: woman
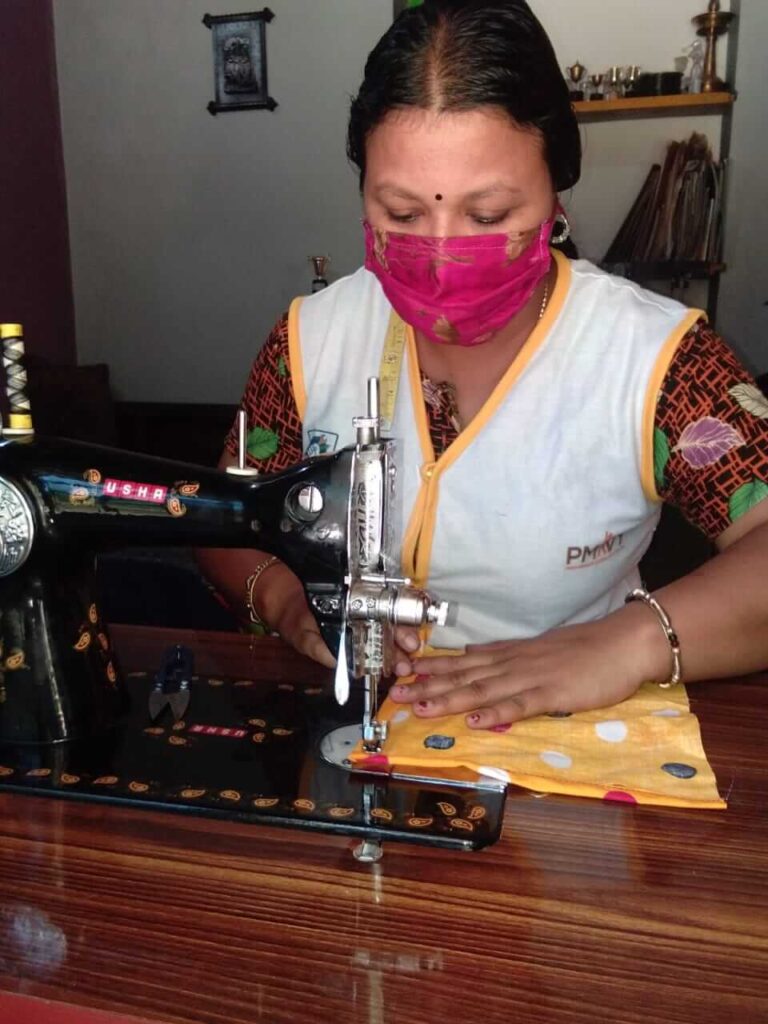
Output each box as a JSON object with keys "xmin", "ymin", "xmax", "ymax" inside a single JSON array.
[{"xmin": 199, "ymin": 0, "xmax": 768, "ymax": 730}]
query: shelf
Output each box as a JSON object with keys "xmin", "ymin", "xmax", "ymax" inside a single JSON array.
[
  {"xmin": 574, "ymin": 92, "xmax": 734, "ymax": 122},
  {"xmin": 601, "ymin": 261, "xmax": 726, "ymax": 281}
]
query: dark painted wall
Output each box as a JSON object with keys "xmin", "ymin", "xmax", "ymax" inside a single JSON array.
[{"xmin": 0, "ymin": 0, "xmax": 75, "ymax": 363}]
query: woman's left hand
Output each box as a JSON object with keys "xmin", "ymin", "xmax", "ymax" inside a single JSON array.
[{"xmin": 390, "ymin": 609, "xmax": 669, "ymax": 727}]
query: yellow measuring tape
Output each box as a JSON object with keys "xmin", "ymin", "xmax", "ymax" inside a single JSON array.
[{"xmin": 378, "ymin": 311, "xmax": 408, "ymax": 432}]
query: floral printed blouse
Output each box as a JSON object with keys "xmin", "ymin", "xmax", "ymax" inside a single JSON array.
[{"xmin": 226, "ymin": 313, "xmax": 768, "ymax": 542}]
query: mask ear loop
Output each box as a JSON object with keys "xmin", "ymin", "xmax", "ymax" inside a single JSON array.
[{"xmin": 550, "ymin": 209, "xmax": 571, "ymax": 245}]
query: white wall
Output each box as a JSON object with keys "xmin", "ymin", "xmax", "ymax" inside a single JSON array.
[
  {"xmin": 55, "ymin": 0, "xmax": 756, "ymax": 405},
  {"xmin": 54, "ymin": 0, "xmax": 391, "ymax": 402},
  {"xmin": 715, "ymin": 1, "xmax": 768, "ymax": 375}
]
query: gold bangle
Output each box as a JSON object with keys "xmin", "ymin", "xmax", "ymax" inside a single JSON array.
[
  {"xmin": 625, "ymin": 588, "xmax": 682, "ymax": 688},
  {"xmin": 245, "ymin": 556, "xmax": 281, "ymax": 625}
]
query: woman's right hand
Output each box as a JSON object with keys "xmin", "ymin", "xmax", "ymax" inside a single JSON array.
[{"xmin": 253, "ymin": 562, "xmax": 337, "ymax": 668}]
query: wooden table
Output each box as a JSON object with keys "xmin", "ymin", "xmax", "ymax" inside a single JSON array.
[{"xmin": 0, "ymin": 625, "xmax": 766, "ymax": 1024}]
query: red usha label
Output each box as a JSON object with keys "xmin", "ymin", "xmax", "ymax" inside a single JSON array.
[
  {"xmin": 189, "ymin": 725, "xmax": 247, "ymax": 739},
  {"xmin": 103, "ymin": 479, "xmax": 168, "ymax": 504}
]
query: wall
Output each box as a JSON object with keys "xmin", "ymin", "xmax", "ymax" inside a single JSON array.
[
  {"xmin": 715, "ymin": 1, "xmax": 768, "ymax": 374},
  {"xmin": 530, "ymin": 0, "xmax": 730, "ymax": 321},
  {"xmin": 54, "ymin": 0, "xmax": 391, "ymax": 403},
  {"xmin": 55, "ymin": 0, "xmax": 751, "ymax": 402},
  {"xmin": 0, "ymin": 0, "xmax": 75, "ymax": 363}
]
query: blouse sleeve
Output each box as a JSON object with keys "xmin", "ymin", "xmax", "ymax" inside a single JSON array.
[
  {"xmin": 224, "ymin": 312, "xmax": 305, "ymax": 472},
  {"xmin": 654, "ymin": 318, "xmax": 768, "ymax": 541}
]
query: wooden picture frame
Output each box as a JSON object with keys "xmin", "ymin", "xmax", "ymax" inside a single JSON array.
[{"xmin": 203, "ymin": 9, "xmax": 277, "ymax": 115}]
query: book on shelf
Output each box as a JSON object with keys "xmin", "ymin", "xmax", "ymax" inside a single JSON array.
[{"xmin": 603, "ymin": 132, "xmax": 725, "ymax": 274}]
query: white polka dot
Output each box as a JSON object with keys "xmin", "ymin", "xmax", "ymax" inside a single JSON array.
[
  {"xmin": 478, "ymin": 766, "xmax": 511, "ymax": 784},
  {"xmin": 652, "ymin": 708, "xmax": 682, "ymax": 717},
  {"xmin": 390, "ymin": 709, "xmax": 410, "ymax": 725},
  {"xmin": 595, "ymin": 720, "xmax": 628, "ymax": 743},
  {"xmin": 539, "ymin": 750, "xmax": 572, "ymax": 770}
]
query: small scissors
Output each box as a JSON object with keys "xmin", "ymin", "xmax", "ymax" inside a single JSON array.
[{"xmin": 148, "ymin": 644, "xmax": 194, "ymax": 722}]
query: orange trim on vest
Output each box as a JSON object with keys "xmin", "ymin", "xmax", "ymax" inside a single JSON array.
[
  {"xmin": 287, "ymin": 297, "xmax": 307, "ymax": 421},
  {"xmin": 402, "ymin": 250, "xmax": 573, "ymax": 588},
  {"xmin": 401, "ymin": 322, "xmax": 436, "ymax": 579}
]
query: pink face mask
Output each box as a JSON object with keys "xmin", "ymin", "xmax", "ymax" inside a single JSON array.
[{"xmin": 364, "ymin": 214, "xmax": 556, "ymax": 347}]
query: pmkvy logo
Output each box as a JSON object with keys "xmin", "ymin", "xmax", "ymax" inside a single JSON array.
[{"xmin": 566, "ymin": 531, "xmax": 624, "ymax": 569}]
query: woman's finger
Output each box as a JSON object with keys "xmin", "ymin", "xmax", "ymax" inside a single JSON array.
[
  {"xmin": 394, "ymin": 627, "xmax": 421, "ymax": 655},
  {"xmin": 280, "ymin": 610, "xmax": 337, "ymax": 668},
  {"xmin": 401, "ymin": 668, "xmax": 517, "ymax": 715},
  {"xmin": 464, "ymin": 685, "xmax": 550, "ymax": 728},
  {"xmin": 412, "ymin": 646, "xmax": 514, "ymax": 676}
]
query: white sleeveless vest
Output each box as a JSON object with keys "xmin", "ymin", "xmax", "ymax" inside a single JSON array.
[{"xmin": 288, "ymin": 252, "xmax": 702, "ymax": 648}]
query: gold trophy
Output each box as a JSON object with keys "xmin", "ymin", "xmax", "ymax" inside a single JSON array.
[
  {"xmin": 588, "ymin": 73, "xmax": 605, "ymax": 101},
  {"xmin": 308, "ymin": 255, "xmax": 331, "ymax": 293},
  {"xmin": 565, "ymin": 60, "xmax": 587, "ymax": 101},
  {"xmin": 693, "ymin": 0, "xmax": 735, "ymax": 93}
]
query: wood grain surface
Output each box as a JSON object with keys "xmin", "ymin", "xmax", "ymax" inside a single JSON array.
[{"xmin": 0, "ymin": 625, "xmax": 765, "ymax": 1024}]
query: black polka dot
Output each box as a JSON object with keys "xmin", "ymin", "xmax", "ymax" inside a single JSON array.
[
  {"xmin": 662, "ymin": 762, "xmax": 697, "ymax": 780},
  {"xmin": 424, "ymin": 734, "xmax": 455, "ymax": 750}
]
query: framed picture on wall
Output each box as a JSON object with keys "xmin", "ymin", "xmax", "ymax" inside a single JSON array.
[{"xmin": 203, "ymin": 9, "xmax": 277, "ymax": 114}]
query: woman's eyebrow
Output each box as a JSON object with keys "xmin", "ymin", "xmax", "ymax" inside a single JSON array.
[
  {"xmin": 464, "ymin": 184, "xmax": 523, "ymax": 200},
  {"xmin": 372, "ymin": 184, "xmax": 422, "ymax": 200},
  {"xmin": 372, "ymin": 182, "xmax": 523, "ymax": 201}
]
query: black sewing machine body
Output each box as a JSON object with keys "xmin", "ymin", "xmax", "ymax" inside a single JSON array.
[
  {"xmin": 0, "ymin": 433, "xmax": 351, "ymax": 745},
  {"xmin": 0, "ymin": 407, "xmax": 505, "ymax": 856}
]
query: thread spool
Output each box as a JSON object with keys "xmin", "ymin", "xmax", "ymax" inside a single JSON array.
[{"xmin": 0, "ymin": 324, "xmax": 33, "ymax": 436}]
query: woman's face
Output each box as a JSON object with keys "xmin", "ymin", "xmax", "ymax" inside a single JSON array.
[{"xmin": 363, "ymin": 106, "xmax": 555, "ymax": 238}]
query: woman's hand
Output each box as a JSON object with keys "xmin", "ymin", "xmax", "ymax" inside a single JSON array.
[
  {"xmin": 389, "ymin": 606, "xmax": 670, "ymax": 727},
  {"xmin": 253, "ymin": 563, "xmax": 337, "ymax": 668}
]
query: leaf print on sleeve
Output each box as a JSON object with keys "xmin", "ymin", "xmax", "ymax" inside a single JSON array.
[
  {"xmin": 728, "ymin": 382, "xmax": 768, "ymax": 419},
  {"xmin": 247, "ymin": 427, "xmax": 280, "ymax": 460},
  {"xmin": 672, "ymin": 416, "xmax": 745, "ymax": 468},
  {"xmin": 728, "ymin": 478, "xmax": 768, "ymax": 523},
  {"xmin": 654, "ymin": 427, "xmax": 670, "ymax": 490}
]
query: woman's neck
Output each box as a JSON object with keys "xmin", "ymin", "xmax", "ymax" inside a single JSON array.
[{"xmin": 415, "ymin": 260, "xmax": 556, "ymax": 391}]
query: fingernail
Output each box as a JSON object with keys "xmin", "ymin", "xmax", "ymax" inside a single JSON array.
[
  {"xmin": 467, "ymin": 713, "xmax": 482, "ymax": 726},
  {"xmin": 415, "ymin": 674, "xmax": 430, "ymax": 682},
  {"xmin": 390, "ymin": 684, "xmax": 408, "ymax": 697},
  {"xmin": 402, "ymin": 634, "xmax": 419, "ymax": 652},
  {"xmin": 395, "ymin": 660, "xmax": 412, "ymax": 677},
  {"xmin": 416, "ymin": 701, "xmax": 431, "ymax": 711}
]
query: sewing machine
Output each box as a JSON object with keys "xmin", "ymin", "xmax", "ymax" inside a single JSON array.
[{"xmin": 0, "ymin": 324, "xmax": 505, "ymax": 858}]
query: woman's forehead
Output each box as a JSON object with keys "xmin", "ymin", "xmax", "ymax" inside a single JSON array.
[{"xmin": 365, "ymin": 108, "xmax": 547, "ymax": 194}]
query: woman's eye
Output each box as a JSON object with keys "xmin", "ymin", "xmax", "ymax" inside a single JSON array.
[
  {"xmin": 471, "ymin": 213, "xmax": 509, "ymax": 226},
  {"xmin": 387, "ymin": 211, "xmax": 421, "ymax": 224}
]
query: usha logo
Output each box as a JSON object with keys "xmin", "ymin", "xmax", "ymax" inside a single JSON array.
[
  {"xmin": 566, "ymin": 531, "xmax": 624, "ymax": 569},
  {"xmin": 103, "ymin": 479, "xmax": 168, "ymax": 504}
]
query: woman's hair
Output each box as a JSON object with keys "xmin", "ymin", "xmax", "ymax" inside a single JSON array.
[{"xmin": 347, "ymin": 0, "xmax": 581, "ymax": 193}]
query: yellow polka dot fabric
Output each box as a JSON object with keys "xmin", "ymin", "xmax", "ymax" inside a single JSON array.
[{"xmin": 351, "ymin": 677, "xmax": 725, "ymax": 809}]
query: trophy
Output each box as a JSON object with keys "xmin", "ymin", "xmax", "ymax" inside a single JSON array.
[
  {"xmin": 565, "ymin": 60, "xmax": 587, "ymax": 101},
  {"xmin": 606, "ymin": 65, "xmax": 625, "ymax": 100},
  {"xmin": 588, "ymin": 73, "xmax": 605, "ymax": 101},
  {"xmin": 693, "ymin": 0, "xmax": 735, "ymax": 93},
  {"xmin": 308, "ymin": 255, "xmax": 331, "ymax": 293},
  {"xmin": 624, "ymin": 65, "xmax": 641, "ymax": 95}
]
